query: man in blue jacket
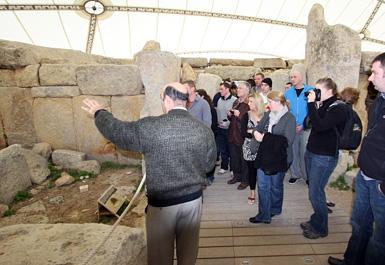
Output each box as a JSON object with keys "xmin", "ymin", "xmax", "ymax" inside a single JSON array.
[
  {"xmin": 328, "ymin": 53, "xmax": 385, "ymax": 265},
  {"xmin": 284, "ymin": 70, "xmax": 313, "ymax": 184}
]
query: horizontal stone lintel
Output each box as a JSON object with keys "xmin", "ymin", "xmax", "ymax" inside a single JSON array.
[{"xmin": 31, "ymin": 86, "xmax": 80, "ymax": 98}]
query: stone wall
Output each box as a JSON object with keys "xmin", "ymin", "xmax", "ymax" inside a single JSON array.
[{"xmin": 0, "ymin": 37, "xmax": 377, "ymax": 162}]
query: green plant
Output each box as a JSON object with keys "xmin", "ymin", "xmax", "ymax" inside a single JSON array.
[
  {"xmin": 48, "ymin": 163, "xmax": 61, "ymax": 181},
  {"xmin": 101, "ymin": 161, "xmax": 130, "ymax": 171},
  {"xmin": 330, "ymin": 175, "xmax": 350, "ymax": 191},
  {"xmin": 66, "ymin": 169, "xmax": 96, "ymax": 181},
  {"xmin": 3, "ymin": 209, "xmax": 15, "ymax": 217},
  {"xmin": 14, "ymin": 191, "xmax": 32, "ymax": 202}
]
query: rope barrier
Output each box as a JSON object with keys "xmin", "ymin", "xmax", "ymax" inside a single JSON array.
[{"xmin": 80, "ymin": 173, "xmax": 146, "ymax": 265}]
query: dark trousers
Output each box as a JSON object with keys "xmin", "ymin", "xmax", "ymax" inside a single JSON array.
[
  {"xmin": 247, "ymin": 160, "xmax": 257, "ymax": 190},
  {"xmin": 216, "ymin": 128, "xmax": 230, "ymax": 170},
  {"xmin": 229, "ymin": 143, "xmax": 248, "ymax": 184}
]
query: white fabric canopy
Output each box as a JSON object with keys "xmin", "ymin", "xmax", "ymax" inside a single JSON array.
[{"xmin": 1, "ymin": 0, "xmax": 385, "ymax": 60}]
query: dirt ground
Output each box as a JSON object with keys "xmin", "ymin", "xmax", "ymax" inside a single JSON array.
[{"xmin": 0, "ymin": 166, "xmax": 146, "ymax": 228}]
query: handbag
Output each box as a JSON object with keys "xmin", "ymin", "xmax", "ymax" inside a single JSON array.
[{"xmin": 242, "ymin": 137, "xmax": 260, "ymax": 161}]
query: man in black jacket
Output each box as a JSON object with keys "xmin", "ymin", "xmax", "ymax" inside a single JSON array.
[
  {"xmin": 82, "ymin": 82, "xmax": 216, "ymax": 265},
  {"xmin": 328, "ymin": 53, "xmax": 385, "ymax": 265}
]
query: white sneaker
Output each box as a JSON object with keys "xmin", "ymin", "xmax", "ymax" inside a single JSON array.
[{"xmin": 218, "ymin": 169, "xmax": 226, "ymax": 174}]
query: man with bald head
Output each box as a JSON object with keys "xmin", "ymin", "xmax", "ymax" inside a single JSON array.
[
  {"xmin": 82, "ymin": 82, "xmax": 216, "ymax": 265},
  {"xmin": 284, "ymin": 70, "xmax": 314, "ymax": 184}
]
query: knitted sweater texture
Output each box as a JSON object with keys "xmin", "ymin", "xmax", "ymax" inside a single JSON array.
[{"xmin": 95, "ymin": 109, "xmax": 217, "ymax": 203}]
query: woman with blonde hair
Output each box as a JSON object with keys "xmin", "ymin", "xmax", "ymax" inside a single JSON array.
[
  {"xmin": 241, "ymin": 93, "xmax": 266, "ymax": 204},
  {"xmin": 249, "ymin": 91, "xmax": 296, "ymax": 224}
]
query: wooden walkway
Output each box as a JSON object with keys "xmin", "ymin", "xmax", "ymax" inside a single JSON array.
[{"xmin": 195, "ymin": 170, "xmax": 353, "ymax": 265}]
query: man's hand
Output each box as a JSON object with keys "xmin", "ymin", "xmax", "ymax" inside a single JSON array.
[
  {"xmin": 82, "ymin": 98, "xmax": 104, "ymax": 116},
  {"xmin": 296, "ymin": 125, "xmax": 303, "ymax": 134}
]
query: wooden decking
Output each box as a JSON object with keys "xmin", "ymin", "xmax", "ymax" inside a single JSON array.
[{"xmin": 195, "ymin": 170, "xmax": 353, "ymax": 265}]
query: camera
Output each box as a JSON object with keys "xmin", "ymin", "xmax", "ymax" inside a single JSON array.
[
  {"xmin": 229, "ymin": 110, "xmax": 234, "ymax": 114},
  {"xmin": 304, "ymin": 89, "xmax": 321, "ymax": 101}
]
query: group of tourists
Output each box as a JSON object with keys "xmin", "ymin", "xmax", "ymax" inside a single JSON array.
[{"xmin": 81, "ymin": 52, "xmax": 385, "ymax": 265}]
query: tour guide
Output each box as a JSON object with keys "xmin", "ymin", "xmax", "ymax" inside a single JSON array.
[{"xmin": 82, "ymin": 82, "xmax": 217, "ymax": 265}]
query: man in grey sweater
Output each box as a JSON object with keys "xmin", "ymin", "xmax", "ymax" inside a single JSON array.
[{"xmin": 82, "ymin": 82, "xmax": 216, "ymax": 265}]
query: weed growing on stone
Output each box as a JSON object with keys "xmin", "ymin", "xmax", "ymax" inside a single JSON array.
[
  {"xmin": 330, "ymin": 175, "xmax": 350, "ymax": 191},
  {"xmin": 14, "ymin": 191, "xmax": 32, "ymax": 202},
  {"xmin": 3, "ymin": 209, "xmax": 15, "ymax": 217}
]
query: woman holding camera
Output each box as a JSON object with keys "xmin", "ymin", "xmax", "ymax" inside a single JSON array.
[{"xmin": 302, "ymin": 77, "xmax": 348, "ymax": 239}]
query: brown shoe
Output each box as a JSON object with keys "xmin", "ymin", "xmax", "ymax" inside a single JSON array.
[
  {"xmin": 227, "ymin": 178, "xmax": 239, "ymax": 184},
  {"xmin": 237, "ymin": 183, "xmax": 248, "ymax": 190}
]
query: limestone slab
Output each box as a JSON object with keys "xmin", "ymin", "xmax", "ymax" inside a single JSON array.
[
  {"xmin": 39, "ymin": 64, "xmax": 77, "ymax": 85},
  {"xmin": 209, "ymin": 58, "xmax": 254, "ymax": 66},
  {"xmin": 181, "ymin": 57, "xmax": 208, "ymax": 68},
  {"xmin": 254, "ymin": 58, "xmax": 286, "ymax": 68},
  {"xmin": 31, "ymin": 86, "xmax": 80, "ymax": 98},
  {"xmin": 51, "ymin": 149, "xmax": 86, "ymax": 168},
  {"xmin": 0, "ymin": 87, "xmax": 37, "ymax": 146},
  {"xmin": 0, "ymin": 65, "xmax": 39, "ymax": 87},
  {"xmin": 111, "ymin": 95, "xmax": 145, "ymax": 122},
  {"xmin": 270, "ymin": 69, "xmax": 290, "ymax": 91},
  {"xmin": 0, "ymin": 41, "xmax": 39, "ymax": 68},
  {"xmin": 76, "ymin": 64, "xmax": 142, "ymax": 95},
  {"xmin": 0, "ymin": 224, "xmax": 146, "ymax": 265},
  {"xmin": 32, "ymin": 98, "xmax": 77, "ymax": 149},
  {"xmin": 181, "ymin": 62, "xmax": 197, "ymax": 82},
  {"xmin": 73, "ymin": 95, "xmax": 117, "ymax": 161},
  {"xmin": 196, "ymin": 73, "xmax": 222, "ymax": 98},
  {"xmin": 204, "ymin": 65, "xmax": 259, "ymax": 81}
]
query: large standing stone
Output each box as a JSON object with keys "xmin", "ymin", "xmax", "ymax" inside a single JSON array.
[
  {"xmin": 270, "ymin": 69, "xmax": 290, "ymax": 91},
  {"xmin": 73, "ymin": 95, "xmax": 117, "ymax": 162},
  {"xmin": 76, "ymin": 64, "xmax": 142, "ymax": 96},
  {"xmin": 142, "ymin": 40, "xmax": 161, "ymax": 52},
  {"xmin": 0, "ymin": 65, "xmax": 39, "ymax": 87},
  {"xmin": 204, "ymin": 65, "xmax": 259, "ymax": 80},
  {"xmin": 254, "ymin": 58, "xmax": 286, "ymax": 69},
  {"xmin": 195, "ymin": 73, "xmax": 222, "ymax": 98},
  {"xmin": 305, "ymin": 4, "xmax": 361, "ymax": 89},
  {"xmin": 181, "ymin": 63, "xmax": 197, "ymax": 82},
  {"xmin": 0, "ymin": 87, "xmax": 37, "ymax": 146},
  {"xmin": 136, "ymin": 51, "xmax": 180, "ymax": 117},
  {"xmin": 360, "ymin": 51, "xmax": 380, "ymax": 74},
  {"xmin": 31, "ymin": 86, "xmax": 80, "ymax": 98},
  {"xmin": 209, "ymin": 58, "xmax": 254, "ymax": 66},
  {"xmin": 39, "ymin": 64, "xmax": 78, "ymax": 85},
  {"xmin": 21, "ymin": 148, "xmax": 50, "ymax": 185},
  {"xmin": 32, "ymin": 98, "xmax": 77, "ymax": 150},
  {"xmin": 0, "ymin": 145, "xmax": 31, "ymax": 204},
  {"xmin": 181, "ymin": 57, "xmax": 208, "ymax": 68},
  {"xmin": 0, "ymin": 224, "xmax": 146, "ymax": 265}
]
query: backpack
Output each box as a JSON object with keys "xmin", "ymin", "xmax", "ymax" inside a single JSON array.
[{"xmin": 328, "ymin": 100, "xmax": 363, "ymax": 150}]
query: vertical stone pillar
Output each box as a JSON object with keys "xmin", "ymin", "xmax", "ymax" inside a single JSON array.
[
  {"xmin": 305, "ymin": 4, "xmax": 361, "ymax": 90},
  {"xmin": 136, "ymin": 51, "xmax": 180, "ymax": 118}
]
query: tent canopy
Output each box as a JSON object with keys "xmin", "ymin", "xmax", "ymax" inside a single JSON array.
[{"xmin": 1, "ymin": 0, "xmax": 385, "ymax": 60}]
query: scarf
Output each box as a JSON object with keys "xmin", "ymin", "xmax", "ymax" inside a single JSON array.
[{"xmin": 268, "ymin": 105, "xmax": 288, "ymax": 133}]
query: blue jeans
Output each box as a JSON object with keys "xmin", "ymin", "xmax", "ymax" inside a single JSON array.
[
  {"xmin": 254, "ymin": 169, "xmax": 285, "ymax": 222},
  {"xmin": 305, "ymin": 150, "xmax": 338, "ymax": 235},
  {"xmin": 216, "ymin": 128, "xmax": 230, "ymax": 170},
  {"xmin": 343, "ymin": 171, "xmax": 385, "ymax": 265}
]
